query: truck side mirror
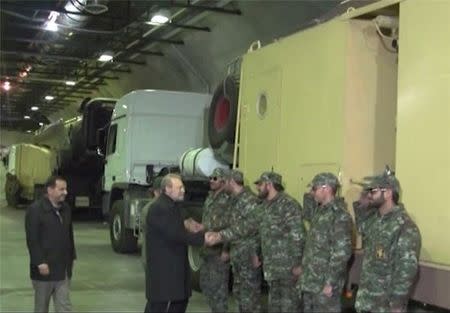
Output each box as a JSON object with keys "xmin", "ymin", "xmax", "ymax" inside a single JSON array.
[{"xmin": 146, "ymin": 165, "xmax": 154, "ymax": 184}]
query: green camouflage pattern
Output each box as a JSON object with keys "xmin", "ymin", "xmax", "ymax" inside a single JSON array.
[
  {"xmin": 227, "ymin": 187, "xmax": 262, "ymax": 313},
  {"xmin": 303, "ymin": 291, "xmax": 341, "ymax": 312},
  {"xmin": 259, "ymin": 192, "xmax": 305, "ymax": 281},
  {"xmin": 268, "ymin": 279, "xmax": 301, "ymax": 313},
  {"xmin": 200, "ymin": 189, "xmax": 231, "ymax": 312},
  {"xmin": 300, "ymin": 198, "xmax": 353, "ymax": 294},
  {"xmin": 309, "ymin": 172, "xmax": 341, "ymax": 188},
  {"xmin": 354, "ymin": 204, "xmax": 421, "ymax": 313},
  {"xmin": 254, "ymin": 171, "xmax": 283, "ymax": 186}
]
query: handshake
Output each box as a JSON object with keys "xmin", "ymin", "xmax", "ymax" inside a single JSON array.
[
  {"xmin": 184, "ymin": 218, "xmax": 204, "ymax": 233},
  {"xmin": 183, "ymin": 218, "xmax": 224, "ymax": 246},
  {"xmin": 204, "ymin": 231, "xmax": 223, "ymax": 246}
]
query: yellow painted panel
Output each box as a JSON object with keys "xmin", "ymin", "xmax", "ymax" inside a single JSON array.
[
  {"xmin": 238, "ymin": 20, "xmax": 348, "ymax": 196},
  {"xmin": 397, "ymin": 0, "xmax": 450, "ymax": 266},
  {"xmin": 239, "ymin": 68, "xmax": 282, "ymax": 185},
  {"xmin": 15, "ymin": 144, "xmax": 56, "ymax": 200},
  {"xmin": 238, "ymin": 17, "xmax": 397, "ymax": 204}
]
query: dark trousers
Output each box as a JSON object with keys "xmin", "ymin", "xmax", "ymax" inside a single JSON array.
[{"xmin": 144, "ymin": 299, "xmax": 188, "ymax": 313}]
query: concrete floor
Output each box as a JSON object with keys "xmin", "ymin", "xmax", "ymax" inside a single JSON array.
[
  {"xmin": 0, "ymin": 201, "xmax": 233, "ymax": 312},
  {"xmin": 0, "ymin": 199, "xmax": 443, "ymax": 313}
]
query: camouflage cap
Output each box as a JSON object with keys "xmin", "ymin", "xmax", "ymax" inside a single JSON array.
[
  {"xmin": 310, "ymin": 172, "xmax": 340, "ymax": 188},
  {"xmin": 228, "ymin": 169, "xmax": 244, "ymax": 183},
  {"xmin": 254, "ymin": 171, "xmax": 282, "ymax": 185},
  {"xmin": 365, "ymin": 173, "xmax": 401, "ymax": 192},
  {"xmin": 211, "ymin": 167, "xmax": 230, "ymax": 179}
]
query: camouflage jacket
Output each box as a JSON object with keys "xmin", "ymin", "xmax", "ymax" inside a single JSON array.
[
  {"xmin": 224, "ymin": 187, "xmax": 261, "ymax": 263},
  {"xmin": 201, "ymin": 189, "xmax": 231, "ymax": 257},
  {"xmin": 300, "ymin": 198, "xmax": 353, "ymax": 293},
  {"xmin": 221, "ymin": 192, "xmax": 305, "ymax": 280},
  {"xmin": 259, "ymin": 192, "xmax": 305, "ymax": 281},
  {"xmin": 354, "ymin": 204, "xmax": 421, "ymax": 312}
]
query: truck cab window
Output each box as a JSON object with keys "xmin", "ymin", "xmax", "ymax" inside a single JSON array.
[{"xmin": 106, "ymin": 124, "xmax": 117, "ymax": 156}]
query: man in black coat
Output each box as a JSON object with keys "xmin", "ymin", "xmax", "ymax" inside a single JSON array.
[
  {"xmin": 25, "ymin": 175, "xmax": 76, "ymax": 313},
  {"xmin": 145, "ymin": 173, "xmax": 208, "ymax": 313}
]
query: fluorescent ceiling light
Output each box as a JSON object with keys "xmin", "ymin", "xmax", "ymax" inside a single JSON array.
[
  {"xmin": 2, "ymin": 81, "xmax": 11, "ymax": 91},
  {"xmin": 65, "ymin": 81, "xmax": 76, "ymax": 86},
  {"xmin": 46, "ymin": 21, "xmax": 58, "ymax": 32},
  {"xmin": 148, "ymin": 9, "xmax": 170, "ymax": 24},
  {"xmin": 45, "ymin": 95, "xmax": 54, "ymax": 101},
  {"xmin": 24, "ymin": 115, "xmax": 31, "ymax": 119},
  {"xmin": 98, "ymin": 51, "xmax": 114, "ymax": 62},
  {"xmin": 31, "ymin": 106, "xmax": 39, "ymax": 111},
  {"xmin": 45, "ymin": 11, "xmax": 60, "ymax": 32}
]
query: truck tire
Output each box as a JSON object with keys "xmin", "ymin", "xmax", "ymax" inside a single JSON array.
[
  {"xmin": 110, "ymin": 200, "xmax": 138, "ymax": 253},
  {"xmin": 5, "ymin": 174, "xmax": 21, "ymax": 208},
  {"xmin": 208, "ymin": 76, "xmax": 239, "ymax": 149}
]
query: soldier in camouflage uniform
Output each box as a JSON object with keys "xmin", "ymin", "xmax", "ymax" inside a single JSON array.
[
  {"xmin": 354, "ymin": 172, "xmax": 421, "ymax": 313},
  {"xmin": 223, "ymin": 169, "xmax": 262, "ymax": 313},
  {"xmin": 253, "ymin": 171, "xmax": 305, "ymax": 313},
  {"xmin": 199, "ymin": 167, "xmax": 231, "ymax": 313},
  {"xmin": 299, "ymin": 172, "xmax": 353, "ymax": 313},
  {"xmin": 208, "ymin": 171, "xmax": 305, "ymax": 312}
]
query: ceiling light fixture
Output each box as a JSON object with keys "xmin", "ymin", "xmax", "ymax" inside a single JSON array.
[
  {"xmin": 19, "ymin": 71, "xmax": 28, "ymax": 78},
  {"xmin": 98, "ymin": 51, "xmax": 114, "ymax": 62},
  {"xmin": 65, "ymin": 81, "xmax": 76, "ymax": 86},
  {"xmin": 24, "ymin": 115, "xmax": 31, "ymax": 120},
  {"xmin": 39, "ymin": 122, "xmax": 44, "ymax": 126},
  {"xmin": 2, "ymin": 81, "xmax": 11, "ymax": 91},
  {"xmin": 31, "ymin": 106, "xmax": 39, "ymax": 111},
  {"xmin": 45, "ymin": 95, "xmax": 54, "ymax": 101},
  {"xmin": 148, "ymin": 9, "xmax": 171, "ymax": 25},
  {"xmin": 26, "ymin": 130, "xmax": 32, "ymax": 133},
  {"xmin": 45, "ymin": 11, "xmax": 60, "ymax": 32}
]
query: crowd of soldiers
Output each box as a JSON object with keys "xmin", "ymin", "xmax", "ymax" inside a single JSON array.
[{"xmin": 197, "ymin": 167, "xmax": 421, "ymax": 313}]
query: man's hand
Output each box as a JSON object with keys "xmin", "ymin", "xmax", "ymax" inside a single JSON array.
[
  {"xmin": 251, "ymin": 255, "xmax": 262, "ymax": 268},
  {"xmin": 38, "ymin": 263, "xmax": 49, "ymax": 276},
  {"xmin": 220, "ymin": 251, "xmax": 230, "ymax": 263},
  {"xmin": 322, "ymin": 283, "xmax": 333, "ymax": 298},
  {"xmin": 204, "ymin": 231, "xmax": 222, "ymax": 246},
  {"xmin": 291, "ymin": 265, "xmax": 302, "ymax": 282},
  {"xmin": 184, "ymin": 218, "xmax": 204, "ymax": 233}
]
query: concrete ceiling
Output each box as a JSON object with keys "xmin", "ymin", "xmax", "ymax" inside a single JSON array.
[{"xmin": 0, "ymin": 0, "xmax": 364, "ymax": 131}]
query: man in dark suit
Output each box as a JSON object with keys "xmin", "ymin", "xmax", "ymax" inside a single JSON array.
[
  {"xmin": 25, "ymin": 175, "xmax": 76, "ymax": 313},
  {"xmin": 145, "ymin": 173, "xmax": 208, "ymax": 313}
]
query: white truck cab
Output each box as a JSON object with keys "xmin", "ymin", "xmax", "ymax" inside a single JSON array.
[{"xmin": 103, "ymin": 89, "xmax": 212, "ymax": 252}]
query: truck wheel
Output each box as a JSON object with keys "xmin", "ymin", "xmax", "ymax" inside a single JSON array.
[
  {"xmin": 5, "ymin": 174, "xmax": 21, "ymax": 208},
  {"xmin": 208, "ymin": 76, "xmax": 239, "ymax": 149},
  {"xmin": 188, "ymin": 245, "xmax": 203, "ymax": 292},
  {"xmin": 110, "ymin": 200, "xmax": 138, "ymax": 253}
]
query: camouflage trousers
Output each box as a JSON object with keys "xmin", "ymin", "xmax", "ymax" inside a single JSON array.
[
  {"xmin": 199, "ymin": 255, "xmax": 230, "ymax": 313},
  {"xmin": 302, "ymin": 291, "xmax": 341, "ymax": 313},
  {"xmin": 268, "ymin": 279, "xmax": 300, "ymax": 313},
  {"xmin": 231, "ymin": 259, "xmax": 262, "ymax": 313}
]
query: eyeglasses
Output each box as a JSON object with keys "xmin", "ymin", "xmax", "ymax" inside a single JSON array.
[{"xmin": 209, "ymin": 176, "xmax": 218, "ymax": 181}]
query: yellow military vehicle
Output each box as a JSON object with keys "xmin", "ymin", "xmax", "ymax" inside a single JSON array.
[
  {"xmin": 207, "ymin": 0, "xmax": 449, "ymax": 309},
  {"xmin": 5, "ymin": 143, "xmax": 57, "ymax": 206}
]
